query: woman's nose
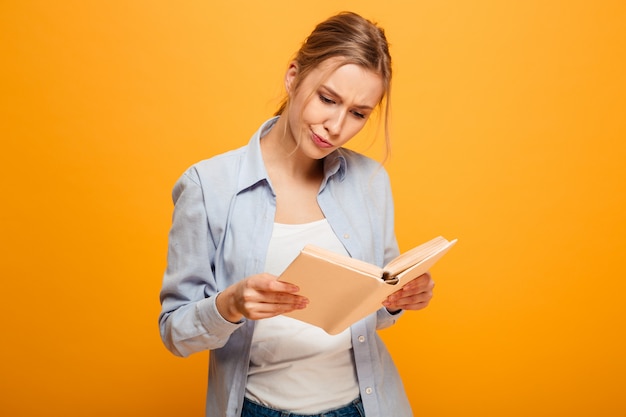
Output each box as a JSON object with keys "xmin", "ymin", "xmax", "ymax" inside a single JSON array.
[{"xmin": 325, "ymin": 109, "xmax": 346, "ymax": 137}]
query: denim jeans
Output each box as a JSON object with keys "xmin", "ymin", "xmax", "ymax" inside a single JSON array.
[{"xmin": 241, "ymin": 397, "xmax": 365, "ymax": 417}]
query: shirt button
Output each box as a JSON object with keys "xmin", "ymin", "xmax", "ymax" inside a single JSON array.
[
  {"xmin": 365, "ymin": 387, "xmax": 373, "ymax": 395},
  {"xmin": 343, "ymin": 233, "xmax": 350, "ymax": 239},
  {"xmin": 358, "ymin": 335, "xmax": 365, "ymax": 343}
]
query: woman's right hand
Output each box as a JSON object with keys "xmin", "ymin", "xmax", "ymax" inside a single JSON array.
[{"xmin": 215, "ymin": 273, "xmax": 309, "ymax": 323}]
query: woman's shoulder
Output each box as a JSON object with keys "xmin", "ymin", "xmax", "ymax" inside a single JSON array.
[
  {"xmin": 169, "ymin": 147, "xmax": 249, "ymax": 202},
  {"xmin": 183, "ymin": 145, "xmax": 248, "ymax": 179},
  {"xmin": 198, "ymin": 145, "xmax": 248, "ymax": 168},
  {"xmin": 185, "ymin": 119, "xmax": 271, "ymax": 182}
]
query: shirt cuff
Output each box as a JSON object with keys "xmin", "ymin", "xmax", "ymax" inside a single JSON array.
[{"xmin": 196, "ymin": 295, "xmax": 245, "ymax": 336}]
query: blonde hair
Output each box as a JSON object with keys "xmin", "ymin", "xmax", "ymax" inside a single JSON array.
[{"xmin": 276, "ymin": 11, "xmax": 393, "ymax": 158}]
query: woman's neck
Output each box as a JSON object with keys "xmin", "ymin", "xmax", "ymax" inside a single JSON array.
[
  {"xmin": 260, "ymin": 116, "xmax": 323, "ymax": 181},
  {"xmin": 260, "ymin": 116, "xmax": 326, "ymax": 223}
]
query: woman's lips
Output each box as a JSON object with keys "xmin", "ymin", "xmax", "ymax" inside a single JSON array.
[{"xmin": 311, "ymin": 132, "xmax": 333, "ymax": 148}]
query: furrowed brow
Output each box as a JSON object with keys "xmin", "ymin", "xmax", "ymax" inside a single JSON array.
[{"xmin": 321, "ymin": 85, "xmax": 375, "ymax": 110}]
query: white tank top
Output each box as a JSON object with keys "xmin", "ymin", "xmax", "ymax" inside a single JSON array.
[{"xmin": 245, "ymin": 219, "xmax": 359, "ymax": 413}]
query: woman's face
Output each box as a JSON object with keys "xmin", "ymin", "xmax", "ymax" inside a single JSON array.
[{"xmin": 285, "ymin": 57, "xmax": 385, "ymax": 160}]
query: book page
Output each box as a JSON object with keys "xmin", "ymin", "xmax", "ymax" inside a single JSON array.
[
  {"xmin": 301, "ymin": 245, "xmax": 383, "ymax": 278},
  {"xmin": 384, "ymin": 236, "xmax": 452, "ymax": 276}
]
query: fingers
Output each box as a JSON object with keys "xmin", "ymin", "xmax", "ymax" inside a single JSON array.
[
  {"xmin": 391, "ymin": 273, "xmax": 434, "ymax": 297},
  {"xmin": 245, "ymin": 274, "xmax": 308, "ymax": 306},
  {"xmin": 383, "ymin": 273, "xmax": 435, "ymax": 311},
  {"xmin": 238, "ymin": 298, "xmax": 307, "ymax": 320},
  {"xmin": 254, "ymin": 274, "xmax": 301, "ymax": 294},
  {"xmin": 234, "ymin": 274, "xmax": 309, "ymax": 320}
]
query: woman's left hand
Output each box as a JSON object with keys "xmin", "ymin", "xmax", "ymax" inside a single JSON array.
[{"xmin": 382, "ymin": 272, "xmax": 434, "ymax": 313}]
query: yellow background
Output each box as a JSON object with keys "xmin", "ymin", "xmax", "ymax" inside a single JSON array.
[{"xmin": 1, "ymin": 1, "xmax": 625, "ymax": 416}]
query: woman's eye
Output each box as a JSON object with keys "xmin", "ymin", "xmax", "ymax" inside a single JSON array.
[
  {"xmin": 319, "ymin": 94, "xmax": 335, "ymax": 104},
  {"xmin": 352, "ymin": 111, "xmax": 366, "ymax": 119}
]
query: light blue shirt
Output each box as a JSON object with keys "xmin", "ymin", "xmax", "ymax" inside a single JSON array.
[{"xmin": 159, "ymin": 117, "xmax": 413, "ymax": 417}]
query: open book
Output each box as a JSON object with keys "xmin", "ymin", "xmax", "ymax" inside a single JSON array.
[{"xmin": 278, "ymin": 236, "xmax": 457, "ymax": 335}]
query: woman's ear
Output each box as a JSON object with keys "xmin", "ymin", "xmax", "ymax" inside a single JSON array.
[{"xmin": 285, "ymin": 61, "xmax": 298, "ymax": 94}]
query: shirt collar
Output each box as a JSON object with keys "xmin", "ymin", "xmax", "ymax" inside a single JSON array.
[{"xmin": 237, "ymin": 117, "xmax": 347, "ymax": 193}]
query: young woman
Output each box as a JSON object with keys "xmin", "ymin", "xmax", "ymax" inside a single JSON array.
[{"xmin": 159, "ymin": 11, "xmax": 435, "ymax": 417}]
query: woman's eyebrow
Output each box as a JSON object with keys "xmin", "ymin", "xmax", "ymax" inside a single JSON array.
[{"xmin": 320, "ymin": 85, "xmax": 375, "ymax": 110}]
